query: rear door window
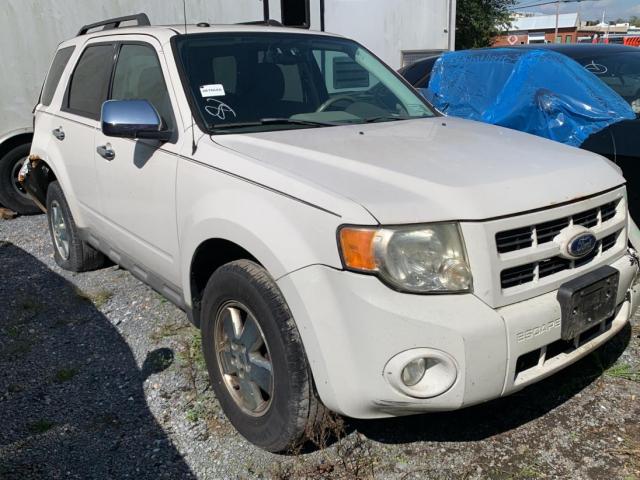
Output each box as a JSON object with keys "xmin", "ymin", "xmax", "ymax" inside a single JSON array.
[
  {"xmin": 65, "ymin": 44, "xmax": 115, "ymax": 120},
  {"xmin": 41, "ymin": 46, "xmax": 75, "ymax": 106}
]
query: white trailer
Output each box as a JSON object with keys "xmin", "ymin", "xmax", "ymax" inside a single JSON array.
[
  {"xmin": 250, "ymin": 0, "xmax": 456, "ymax": 69},
  {"xmin": 0, "ymin": 0, "xmax": 455, "ymax": 213}
]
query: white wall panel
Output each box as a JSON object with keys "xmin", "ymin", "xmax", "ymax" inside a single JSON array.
[{"xmin": 0, "ymin": 0, "xmax": 264, "ymax": 138}]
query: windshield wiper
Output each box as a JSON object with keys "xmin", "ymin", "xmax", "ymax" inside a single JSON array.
[
  {"xmin": 362, "ymin": 115, "xmax": 410, "ymax": 123},
  {"xmin": 261, "ymin": 118, "xmax": 340, "ymax": 126},
  {"xmin": 210, "ymin": 117, "xmax": 339, "ymax": 131},
  {"xmin": 363, "ymin": 114, "xmax": 435, "ymax": 123}
]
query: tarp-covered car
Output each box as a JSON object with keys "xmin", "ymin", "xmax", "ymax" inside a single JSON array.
[{"xmin": 400, "ymin": 44, "xmax": 640, "ymax": 224}]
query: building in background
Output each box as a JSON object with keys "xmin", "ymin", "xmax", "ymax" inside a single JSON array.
[
  {"xmin": 493, "ymin": 13, "xmax": 579, "ymax": 46},
  {"xmin": 577, "ymin": 22, "xmax": 640, "ymax": 45}
]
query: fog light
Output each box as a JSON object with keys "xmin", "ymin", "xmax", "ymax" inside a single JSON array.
[
  {"xmin": 384, "ymin": 348, "xmax": 458, "ymax": 399},
  {"xmin": 401, "ymin": 358, "xmax": 427, "ymax": 386}
]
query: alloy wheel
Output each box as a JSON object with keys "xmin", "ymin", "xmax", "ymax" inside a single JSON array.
[
  {"xmin": 50, "ymin": 200, "xmax": 70, "ymax": 260},
  {"xmin": 214, "ymin": 301, "xmax": 274, "ymax": 416}
]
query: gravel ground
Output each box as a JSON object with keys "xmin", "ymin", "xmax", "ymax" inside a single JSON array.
[{"xmin": 1, "ymin": 214, "xmax": 639, "ymax": 480}]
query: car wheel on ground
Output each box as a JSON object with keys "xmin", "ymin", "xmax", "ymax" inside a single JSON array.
[
  {"xmin": 200, "ymin": 259, "xmax": 328, "ymax": 453},
  {"xmin": 0, "ymin": 144, "xmax": 40, "ymax": 215},
  {"xmin": 46, "ymin": 181, "xmax": 105, "ymax": 272}
]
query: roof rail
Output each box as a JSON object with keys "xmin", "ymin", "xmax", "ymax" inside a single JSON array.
[
  {"xmin": 237, "ymin": 19, "xmax": 283, "ymax": 27},
  {"xmin": 77, "ymin": 13, "xmax": 151, "ymax": 36}
]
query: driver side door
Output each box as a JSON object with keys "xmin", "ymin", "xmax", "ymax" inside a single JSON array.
[{"xmin": 93, "ymin": 39, "xmax": 183, "ymax": 291}]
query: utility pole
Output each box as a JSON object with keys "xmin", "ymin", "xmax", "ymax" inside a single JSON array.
[{"xmin": 554, "ymin": 0, "xmax": 560, "ymax": 43}]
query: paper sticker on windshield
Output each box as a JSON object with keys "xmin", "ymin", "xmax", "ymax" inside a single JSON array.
[{"xmin": 200, "ymin": 84, "xmax": 226, "ymax": 97}]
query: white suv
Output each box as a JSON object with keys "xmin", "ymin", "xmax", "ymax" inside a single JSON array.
[{"xmin": 23, "ymin": 15, "xmax": 640, "ymax": 452}]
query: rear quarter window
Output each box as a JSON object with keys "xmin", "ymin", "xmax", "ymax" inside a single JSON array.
[
  {"xmin": 65, "ymin": 44, "xmax": 115, "ymax": 120},
  {"xmin": 41, "ymin": 46, "xmax": 75, "ymax": 106}
]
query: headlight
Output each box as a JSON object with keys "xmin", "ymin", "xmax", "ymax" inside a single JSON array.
[{"xmin": 338, "ymin": 223, "xmax": 472, "ymax": 293}]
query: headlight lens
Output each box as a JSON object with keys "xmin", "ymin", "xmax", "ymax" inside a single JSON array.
[{"xmin": 338, "ymin": 223, "xmax": 472, "ymax": 293}]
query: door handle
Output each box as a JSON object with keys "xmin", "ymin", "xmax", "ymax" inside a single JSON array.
[
  {"xmin": 52, "ymin": 127, "xmax": 65, "ymax": 141},
  {"xmin": 97, "ymin": 144, "xmax": 115, "ymax": 161}
]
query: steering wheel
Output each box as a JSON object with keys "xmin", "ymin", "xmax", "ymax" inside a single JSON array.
[{"xmin": 316, "ymin": 95, "xmax": 358, "ymax": 113}]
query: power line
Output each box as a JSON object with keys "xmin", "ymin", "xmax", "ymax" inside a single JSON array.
[
  {"xmin": 511, "ymin": 1, "xmax": 561, "ymax": 10},
  {"xmin": 510, "ymin": 0, "xmax": 597, "ymax": 11},
  {"xmin": 508, "ymin": 0, "xmax": 601, "ymax": 43}
]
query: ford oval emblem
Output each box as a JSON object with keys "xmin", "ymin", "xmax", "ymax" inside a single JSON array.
[{"xmin": 567, "ymin": 232, "xmax": 597, "ymax": 258}]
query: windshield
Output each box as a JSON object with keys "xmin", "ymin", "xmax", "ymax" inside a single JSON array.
[
  {"xmin": 574, "ymin": 52, "xmax": 640, "ymax": 114},
  {"xmin": 172, "ymin": 33, "xmax": 435, "ymax": 134}
]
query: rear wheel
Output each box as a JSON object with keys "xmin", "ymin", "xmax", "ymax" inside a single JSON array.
[
  {"xmin": 46, "ymin": 181, "xmax": 105, "ymax": 272},
  {"xmin": 201, "ymin": 260, "xmax": 328, "ymax": 452},
  {"xmin": 0, "ymin": 144, "xmax": 40, "ymax": 214}
]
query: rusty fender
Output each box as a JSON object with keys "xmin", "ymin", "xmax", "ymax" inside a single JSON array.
[{"xmin": 18, "ymin": 154, "xmax": 48, "ymax": 212}]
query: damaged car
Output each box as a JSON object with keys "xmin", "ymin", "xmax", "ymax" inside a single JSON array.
[{"xmin": 22, "ymin": 15, "xmax": 640, "ymax": 452}]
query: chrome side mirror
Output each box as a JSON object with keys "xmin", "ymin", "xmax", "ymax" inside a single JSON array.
[{"xmin": 101, "ymin": 100, "xmax": 171, "ymax": 142}]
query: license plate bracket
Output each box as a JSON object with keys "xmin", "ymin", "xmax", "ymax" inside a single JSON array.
[{"xmin": 557, "ymin": 265, "xmax": 619, "ymax": 341}]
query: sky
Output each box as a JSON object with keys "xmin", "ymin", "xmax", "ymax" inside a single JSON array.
[{"xmin": 515, "ymin": 0, "xmax": 640, "ymax": 22}]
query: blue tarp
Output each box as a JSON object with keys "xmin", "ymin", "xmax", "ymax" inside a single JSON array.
[{"xmin": 423, "ymin": 48, "xmax": 636, "ymax": 147}]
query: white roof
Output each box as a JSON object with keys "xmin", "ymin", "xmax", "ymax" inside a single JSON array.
[{"xmin": 509, "ymin": 13, "xmax": 579, "ymax": 32}]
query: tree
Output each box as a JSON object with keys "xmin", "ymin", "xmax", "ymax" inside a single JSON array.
[
  {"xmin": 630, "ymin": 15, "xmax": 640, "ymax": 27},
  {"xmin": 456, "ymin": 0, "xmax": 516, "ymax": 50}
]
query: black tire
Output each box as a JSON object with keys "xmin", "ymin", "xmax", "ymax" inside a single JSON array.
[
  {"xmin": 46, "ymin": 181, "xmax": 105, "ymax": 272},
  {"xmin": 0, "ymin": 144, "xmax": 40, "ymax": 215},
  {"xmin": 201, "ymin": 260, "xmax": 328, "ymax": 452}
]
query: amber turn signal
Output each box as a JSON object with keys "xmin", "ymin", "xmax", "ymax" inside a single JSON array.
[{"xmin": 339, "ymin": 227, "xmax": 378, "ymax": 271}]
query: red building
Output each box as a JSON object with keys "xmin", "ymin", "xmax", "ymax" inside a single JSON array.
[{"xmin": 493, "ymin": 13, "xmax": 580, "ymax": 46}]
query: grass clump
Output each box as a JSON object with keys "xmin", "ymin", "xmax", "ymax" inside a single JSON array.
[
  {"xmin": 150, "ymin": 321, "xmax": 190, "ymax": 342},
  {"xmin": 269, "ymin": 415, "xmax": 378, "ymax": 480},
  {"xmin": 54, "ymin": 367, "xmax": 78, "ymax": 383},
  {"xmin": 18, "ymin": 297, "xmax": 42, "ymax": 313},
  {"xmin": 74, "ymin": 287, "xmax": 113, "ymax": 308},
  {"xmin": 606, "ymin": 362, "xmax": 640, "ymax": 382},
  {"xmin": 27, "ymin": 419, "xmax": 55, "ymax": 434}
]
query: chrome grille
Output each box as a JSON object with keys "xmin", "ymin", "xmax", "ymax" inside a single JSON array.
[
  {"xmin": 500, "ymin": 263, "xmax": 536, "ymax": 288},
  {"xmin": 500, "ymin": 232, "xmax": 619, "ymax": 289},
  {"xmin": 462, "ymin": 188, "xmax": 627, "ymax": 309},
  {"xmin": 602, "ymin": 232, "xmax": 617, "ymax": 251},
  {"xmin": 496, "ymin": 227, "xmax": 533, "ymax": 253},
  {"xmin": 536, "ymin": 218, "xmax": 569, "ymax": 244},
  {"xmin": 496, "ymin": 201, "xmax": 620, "ymax": 253},
  {"xmin": 601, "ymin": 202, "xmax": 616, "ymax": 222},
  {"xmin": 538, "ymin": 257, "xmax": 570, "ymax": 279},
  {"xmin": 572, "ymin": 208, "xmax": 598, "ymax": 228}
]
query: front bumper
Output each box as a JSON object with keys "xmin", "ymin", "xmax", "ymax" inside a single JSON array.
[{"xmin": 277, "ymin": 253, "xmax": 640, "ymax": 419}]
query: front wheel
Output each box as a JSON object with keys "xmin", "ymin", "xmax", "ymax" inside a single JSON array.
[{"xmin": 201, "ymin": 260, "xmax": 328, "ymax": 452}]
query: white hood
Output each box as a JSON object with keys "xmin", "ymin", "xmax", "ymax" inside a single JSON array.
[{"xmin": 213, "ymin": 117, "xmax": 624, "ymax": 224}]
